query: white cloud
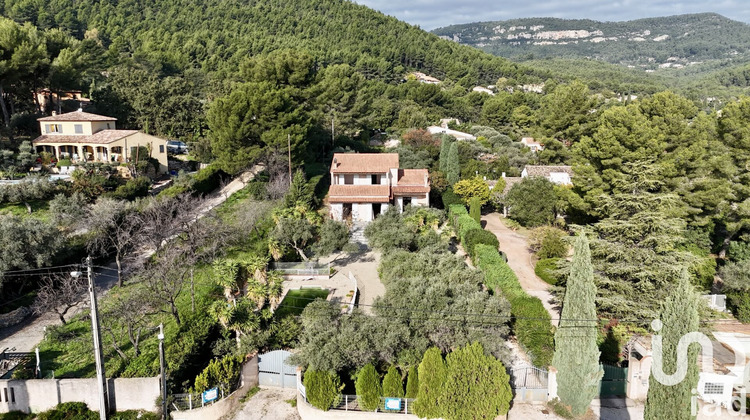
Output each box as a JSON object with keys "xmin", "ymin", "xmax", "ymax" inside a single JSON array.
[{"xmin": 354, "ymin": 0, "xmax": 750, "ymax": 30}]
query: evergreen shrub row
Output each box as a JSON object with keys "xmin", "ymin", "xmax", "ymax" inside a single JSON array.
[{"xmin": 475, "ymin": 244, "xmax": 554, "ymax": 367}]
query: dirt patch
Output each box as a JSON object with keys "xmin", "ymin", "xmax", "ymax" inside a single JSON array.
[{"xmin": 233, "ymin": 388, "xmax": 300, "ymax": 420}]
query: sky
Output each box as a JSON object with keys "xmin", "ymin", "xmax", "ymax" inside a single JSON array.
[{"xmin": 354, "ymin": 0, "xmax": 750, "ymax": 30}]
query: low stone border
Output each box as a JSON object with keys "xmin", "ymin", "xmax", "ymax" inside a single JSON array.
[{"xmin": 0, "ymin": 307, "xmax": 31, "ymax": 329}]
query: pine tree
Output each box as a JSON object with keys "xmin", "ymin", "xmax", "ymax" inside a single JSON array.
[
  {"xmin": 405, "ymin": 367, "xmax": 419, "ymax": 399},
  {"xmin": 356, "ymin": 363, "xmax": 382, "ymax": 411},
  {"xmin": 284, "ymin": 169, "xmax": 313, "ymax": 208},
  {"xmin": 552, "ymin": 234, "xmax": 603, "ymax": 416},
  {"xmin": 469, "ymin": 196, "xmax": 481, "ymax": 223},
  {"xmin": 382, "ymin": 365, "xmax": 404, "ymax": 398},
  {"xmin": 439, "ymin": 136, "xmax": 454, "ymax": 173},
  {"xmin": 644, "ymin": 271, "xmax": 700, "ymax": 420},
  {"xmin": 414, "ymin": 347, "xmax": 446, "ymax": 418},
  {"xmin": 446, "ymin": 142, "xmax": 460, "ymax": 185}
]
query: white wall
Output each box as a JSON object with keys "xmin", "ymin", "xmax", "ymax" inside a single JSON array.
[
  {"xmin": 413, "ymin": 194, "xmax": 429, "ymax": 207},
  {"xmin": 330, "ymin": 203, "xmax": 343, "ymax": 221},
  {"xmin": 352, "ymin": 203, "xmax": 373, "ymax": 222},
  {"xmin": 0, "ymin": 377, "xmax": 159, "ymax": 414}
]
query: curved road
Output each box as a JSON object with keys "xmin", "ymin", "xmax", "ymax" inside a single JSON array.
[{"xmin": 481, "ymin": 213, "xmax": 560, "ymax": 326}]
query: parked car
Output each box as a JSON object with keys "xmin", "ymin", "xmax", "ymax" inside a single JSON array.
[{"xmin": 167, "ymin": 140, "xmax": 188, "ymax": 154}]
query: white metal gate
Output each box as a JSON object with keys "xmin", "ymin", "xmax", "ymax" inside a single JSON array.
[
  {"xmin": 258, "ymin": 350, "xmax": 297, "ymax": 389},
  {"xmin": 511, "ymin": 367, "xmax": 548, "ymax": 402}
]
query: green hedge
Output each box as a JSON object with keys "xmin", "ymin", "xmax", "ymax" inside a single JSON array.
[
  {"xmin": 442, "ymin": 189, "xmax": 463, "ymax": 208},
  {"xmin": 456, "ymin": 214, "xmax": 481, "ymax": 243},
  {"xmin": 448, "ymin": 204, "xmax": 468, "ymax": 226},
  {"xmin": 463, "ymin": 229, "xmax": 499, "ymax": 261},
  {"xmin": 535, "ymin": 258, "xmax": 561, "ymax": 286},
  {"xmin": 475, "ymin": 244, "xmax": 554, "ymax": 368}
]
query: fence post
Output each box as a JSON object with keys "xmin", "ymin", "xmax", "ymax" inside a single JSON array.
[
  {"xmin": 547, "ymin": 366, "xmax": 558, "ymax": 401},
  {"xmin": 404, "ymin": 398, "xmax": 407, "ymax": 414},
  {"xmin": 345, "ymin": 395, "xmax": 348, "ymax": 411},
  {"xmin": 189, "ymin": 394, "xmax": 192, "ymax": 410}
]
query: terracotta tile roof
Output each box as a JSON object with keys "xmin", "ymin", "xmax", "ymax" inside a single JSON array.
[
  {"xmin": 331, "ymin": 153, "xmax": 399, "ymax": 174},
  {"xmin": 32, "ymin": 130, "xmax": 139, "ymax": 145},
  {"xmin": 523, "ymin": 165, "xmax": 573, "ymax": 177},
  {"xmin": 392, "ymin": 185, "xmax": 430, "ymax": 194},
  {"xmin": 38, "ymin": 111, "xmax": 117, "ymax": 122},
  {"xmin": 328, "ymin": 185, "xmax": 391, "ymax": 203},
  {"xmin": 397, "ymin": 169, "xmax": 428, "ymax": 185},
  {"xmin": 501, "ymin": 177, "xmax": 522, "ymax": 194}
]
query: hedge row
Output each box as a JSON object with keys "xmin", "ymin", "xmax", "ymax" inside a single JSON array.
[
  {"xmin": 463, "ymin": 229, "xmax": 499, "ymax": 262},
  {"xmin": 456, "ymin": 214, "xmax": 481, "ymax": 243},
  {"xmin": 535, "ymin": 258, "xmax": 561, "ymax": 286},
  {"xmin": 474, "ymin": 244, "xmax": 554, "ymax": 368},
  {"xmin": 448, "ymin": 204, "xmax": 468, "ymax": 226}
]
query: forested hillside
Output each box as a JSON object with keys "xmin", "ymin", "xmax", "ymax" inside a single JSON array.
[{"xmin": 433, "ymin": 13, "xmax": 750, "ymax": 70}]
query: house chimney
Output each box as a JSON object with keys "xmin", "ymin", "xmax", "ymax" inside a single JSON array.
[
  {"xmin": 51, "ymin": 111, "xmax": 57, "ymax": 116},
  {"xmin": 502, "ymin": 172, "xmax": 506, "ymax": 178}
]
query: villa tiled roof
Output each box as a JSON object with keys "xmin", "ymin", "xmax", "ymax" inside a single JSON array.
[
  {"xmin": 523, "ymin": 165, "xmax": 573, "ymax": 177},
  {"xmin": 32, "ymin": 130, "xmax": 139, "ymax": 145},
  {"xmin": 397, "ymin": 169, "xmax": 428, "ymax": 185},
  {"xmin": 328, "ymin": 185, "xmax": 391, "ymax": 203},
  {"xmin": 38, "ymin": 111, "xmax": 117, "ymax": 122},
  {"xmin": 392, "ymin": 185, "xmax": 430, "ymax": 194},
  {"xmin": 330, "ymin": 153, "xmax": 399, "ymax": 174}
]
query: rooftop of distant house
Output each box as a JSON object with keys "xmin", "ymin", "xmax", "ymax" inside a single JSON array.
[
  {"xmin": 523, "ymin": 165, "xmax": 573, "ymax": 178},
  {"xmin": 38, "ymin": 110, "xmax": 117, "ymax": 122},
  {"xmin": 330, "ymin": 153, "xmax": 400, "ymax": 174},
  {"xmin": 33, "ymin": 130, "xmax": 140, "ymax": 145},
  {"xmin": 521, "ymin": 137, "xmax": 542, "ymax": 146}
]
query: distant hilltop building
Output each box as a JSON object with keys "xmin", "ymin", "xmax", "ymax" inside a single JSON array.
[
  {"xmin": 409, "ymin": 72, "xmax": 441, "ymax": 84},
  {"xmin": 520, "ymin": 137, "xmax": 544, "ymax": 152},
  {"xmin": 32, "ymin": 110, "xmax": 168, "ymax": 174},
  {"xmin": 472, "ymin": 86, "xmax": 495, "ymax": 95}
]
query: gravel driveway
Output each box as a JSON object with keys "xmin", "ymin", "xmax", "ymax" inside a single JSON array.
[
  {"xmin": 233, "ymin": 388, "xmax": 300, "ymax": 420},
  {"xmin": 481, "ymin": 213, "xmax": 560, "ymax": 325}
]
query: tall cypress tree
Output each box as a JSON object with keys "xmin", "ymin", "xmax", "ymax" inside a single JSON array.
[
  {"xmin": 414, "ymin": 347, "xmax": 446, "ymax": 418},
  {"xmin": 439, "ymin": 136, "xmax": 454, "ymax": 173},
  {"xmin": 552, "ymin": 234, "xmax": 603, "ymax": 416},
  {"xmin": 405, "ymin": 367, "xmax": 419, "ymax": 399},
  {"xmin": 446, "ymin": 142, "xmax": 460, "ymax": 185},
  {"xmin": 644, "ymin": 271, "xmax": 700, "ymax": 420},
  {"xmin": 356, "ymin": 363, "xmax": 382, "ymax": 411},
  {"xmin": 382, "ymin": 365, "xmax": 404, "ymax": 398}
]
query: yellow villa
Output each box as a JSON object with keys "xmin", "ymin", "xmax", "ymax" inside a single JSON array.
[{"xmin": 31, "ymin": 110, "xmax": 169, "ymax": 174}]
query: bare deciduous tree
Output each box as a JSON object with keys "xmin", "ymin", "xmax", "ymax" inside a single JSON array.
[
  {"xmin": 87, "ymin": 198, "xmax": 143, "ymax": 287},
  {"xmin": 140, "ymin": 244, "xmax": 196, "ymax": 326},
  {"xmin": 101, "ymin": 285, "xmax": 155, "ymax": 359},
  {"xmin": 32, "ymin": 273, "xmax": 87, "ymax": 325}
]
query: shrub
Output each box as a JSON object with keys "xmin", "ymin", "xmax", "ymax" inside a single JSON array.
[
  {"xmin": 727, "ymin": 289, "xmax": 750, "ymax": 322},
  {"xmin": 56, "ymin": 159, "xmax": 72, "ymax": 168},
  {"xmin": 456, "ymin": 214, "xmax": 481, "ymax": 243},
  {"xmin": 382, "ymin": 365, "xmax": 404, "ymax": 399},
  {"xmin": 193, "ymin": 354, "xmax": 243, "ymax": 396},
  {"xmin": 405, "ymin": 367, "xmax": 419, "ymax": 398},
  {"xmin": 453, "ymin": 177, "xmax": 490, "ymax": 206},
  {"xmin": 728, "ymin": 241, "xmax": 750, "ymax": 262},
  {"xmin": 314, "ymin": 219, "xmax": 349, "ymax": 256},
  {"xmin": 109, "ymin": 177, "xmax": 151, "ymax": 201},
  {"xmin": 463, "ymin": 229, "xmax": 499, "ymax": 260},
  {"xmin": 469, "ymin": 196, "xmax": 481, "ymax": 223},
  {"xmin": 303, "ymin": 370, "xmax": 342, "ymax": 411},
  {"xmin": 447, "ymin": 204, "xmax": 468, "ymax": 226},
  {"xmin": 414, "ymin": 347, "xmax": 446, "ymax": 418},
  {"xmin": 535, "ymin": 258, "xmax": 562, "ymax": 285},
  {"xmin": 36, "ymin": 402, "xmax": 98, "ymax": 420},
  {"xmin": 506, "ymin": 177, "xmax": 557, "ymax": 227},
  {"xmin": 192, "ymin": 164, "xmax": 229, "ymax": 194},
  {"xmin": 441, "ymin": 188, "xmax": 463, "ymax": 208},
  {"xmin": 246, "ymin": 181, "xmax": 268, "ymax": 200},
  {"xmin": 538, "ymin": 231, "xmax": 568, "ymax": 259},
  {"xmin": 475, "ymin": 244, "xmax": 554, "ymax": 368},
  {"xmin": 356, "ymin": 363, "xmax": 382, "ymax": 411}
]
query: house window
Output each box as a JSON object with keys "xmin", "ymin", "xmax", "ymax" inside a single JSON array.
[
  {"xmin": 371, "ymin": 174, "xmax": 380, "ymax": 185},
  {"xmin": 344, "ymin": 174, "xmax": 354, "ymax": 185},
  {"xmin": 46, "ymin": 124, "xmax": 62, "ymax": 133},
  {"xmin": 107, "ymin": 123, "xmax": 111, "ymax": 129},
  {"xmin": 74, "ymin": 124, "xmax": 83, "ymax": 134},
  {"xmin": 703, "ymin": 383, "xmax": 724, "ymax": 395},
  {"xmin": 159, "ymin": 145, "xmax": 165, "ymax": 153},
  {"xmin": 9, "ymin": 387, "xmax": 13, "ymax": 403}
]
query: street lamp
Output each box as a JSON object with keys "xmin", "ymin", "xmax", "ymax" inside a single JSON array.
[{"xmin": 158, "ymin": 324, "xmax": 167, "ymax": 420}]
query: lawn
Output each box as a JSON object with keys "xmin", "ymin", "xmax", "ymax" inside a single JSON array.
[
  {"xmin": 274, "ymin": 288, "xmax": 330, "ymax": 318},
  {"xmin": 0, "ymin": 199, "xmax": 51, "ymax": 221}
]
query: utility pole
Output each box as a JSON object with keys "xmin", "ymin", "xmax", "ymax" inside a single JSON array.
[
  {"xmin": 287, "ymin": 134, "xmax": 292, "ymax": 184},
  {"xmin": 331, "ymin": 112, "xmax": 335, "ymax": 145},
  {"xmin": 159, "ymin": 324, "xmax": 167, "ymax": 420},
  {"xmin": 84, "ymin": 256, "xmax": 108, "ymax": 420}
]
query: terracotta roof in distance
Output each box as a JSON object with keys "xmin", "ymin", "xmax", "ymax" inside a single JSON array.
[
  {"xmin": 38, "ymin": 110, "xmax": 117, "ymax": 122},
  {"xmin": 32, "ymin": 130, "xmax": 139, "ymax": 145},
  {"xmin": 397, "ymin": 169, "xmax": 428, "ymax": 185},
  {"xmin": 331, "ymin": 153, "xmax": 399, "ymax": 174},
  {"xmin": 523, "ymin": 165, "xmax": 573, "ymax": 177}
]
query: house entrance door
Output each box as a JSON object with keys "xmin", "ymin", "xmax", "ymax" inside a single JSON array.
[
  {"xmin": 372, "ymin": 203, "xmax": 381, "ymax": 218},
  {"xmin": 343, "ymin": 203, "xmax": 352, "ymax": 221}
]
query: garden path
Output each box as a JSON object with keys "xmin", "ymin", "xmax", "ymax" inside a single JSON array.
[
  {"xmin": 233, "ymin": 388, "xmax": 300, "ymax": 420},
  {"xmin": 481, "ymin": 213, "xmax": 560, "ymax": 326}
]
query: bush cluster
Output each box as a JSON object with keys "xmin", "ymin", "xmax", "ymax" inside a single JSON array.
[
  {"xmin": 441, "ymin": 189, "xmax": 463, "ymax": 208},
  {"xmin": 535, "ymin": 258, "xmax": 562, "ymax": 286},
  {"xmin": 463, "ymin": 229, "xmax": 499, "ymax": 261},
  {"xmin": 192, "ymin": 164, "xmax": 229, "ymax": 194},
  {"xmin": 475, "ymin": 244, "xmax": 554, "ymax": 368},
  {"xmin": 303, "ymin": 370, "xmax": 342, "ymax": 411}
]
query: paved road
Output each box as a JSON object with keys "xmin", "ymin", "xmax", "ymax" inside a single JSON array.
[
  {"xmin": 481, "ymin": 213, "xmax": 560, "ymax": 325},
  {"xmin": 233, "ymin": 388, "xmax": 300, "ymax": 420}
]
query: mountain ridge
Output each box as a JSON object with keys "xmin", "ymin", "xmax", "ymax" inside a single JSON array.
[{"xmin": 432, "ymin": 13, "xmax": 750, "ymax": 71}]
